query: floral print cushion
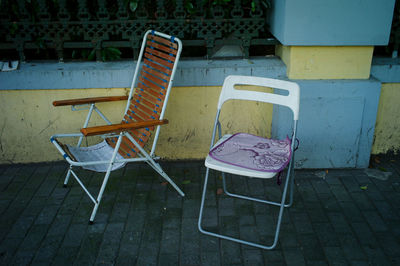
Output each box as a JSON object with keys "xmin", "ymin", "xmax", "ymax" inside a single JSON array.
[{"xmin": 209, "ymin": 133, "xmax": 292, "ymax": 172}]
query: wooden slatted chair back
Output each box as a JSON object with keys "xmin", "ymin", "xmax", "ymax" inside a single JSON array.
[{"xmin": 107, "ymin": 32, "xmax": 180, "ymax": 158}]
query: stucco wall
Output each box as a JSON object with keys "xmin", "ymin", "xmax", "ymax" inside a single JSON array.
[{"xmin": 0, "ymin": 86, "xmax": 273, "ymax": 164}]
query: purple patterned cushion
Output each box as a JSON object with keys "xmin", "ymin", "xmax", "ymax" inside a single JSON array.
[{"xmin": 209, "ymin": 133, "xmax": 292, "ymax": 172}]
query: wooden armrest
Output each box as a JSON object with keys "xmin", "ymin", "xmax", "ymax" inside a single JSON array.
[
  {"xmin": 80, "ymin": 119, "xmax": 169, "ymax": 136},
  {"xmin": 53, "ymin": 95, "xmax": 129, "ymax": 107}
]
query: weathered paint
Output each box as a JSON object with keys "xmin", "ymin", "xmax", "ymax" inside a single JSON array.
[
  {"xmin": 272, "ymin": 79, "xmax": 381, "ymax": 168},
  {"xmin": 277, "ymin": 45, "xmax": 374, "ymax": 79},
  {"xmin": 372, "ymin": 83, "xmax": 400, "ymax": 155},
  {"xmin": 0, "ymin": 86, "xmax": 273, "ymax": 163},
  {"xmin": 0, "ymin": 88, "xmax": 128, "ymax": 164}
]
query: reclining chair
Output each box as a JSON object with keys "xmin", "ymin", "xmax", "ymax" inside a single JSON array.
[
  {"xmin": 198, "ymin": 75, "xmax": 300, "ymax": 249},
  {"xmin": 51, "ymin": 30, "xmax": 184, "ymax": 223}
]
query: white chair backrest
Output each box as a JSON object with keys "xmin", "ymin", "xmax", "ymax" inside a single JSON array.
[{"xmin": 218, "ymin": 75, "xmax": 300, "ymax": 120}]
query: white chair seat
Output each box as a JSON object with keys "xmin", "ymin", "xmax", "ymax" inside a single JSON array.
[
  {"xmin": 67, "ymin": 140, "xmax": 126, "ymax": 172},
  {"xmin": 205, "ymin": 134, "xmax": 291, "ymax": 179}
]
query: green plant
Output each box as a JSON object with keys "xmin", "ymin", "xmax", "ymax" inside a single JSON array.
[{"xmin": 72, "ymin": 47, "xmax": 121, "ymax": 61}]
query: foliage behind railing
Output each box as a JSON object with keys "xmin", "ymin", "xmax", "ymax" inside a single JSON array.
[{"xmin": 0, "ymin": 0, "xmax": 275, "ymax": 61}]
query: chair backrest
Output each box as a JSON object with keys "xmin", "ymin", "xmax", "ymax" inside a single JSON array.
[
  {"xmin": 218, "ymin": 75, "xmax": 300, "ymax": 120},
  {"xmin": 107, "ymin": 30, "xmax": 182, "ymax": 158}
]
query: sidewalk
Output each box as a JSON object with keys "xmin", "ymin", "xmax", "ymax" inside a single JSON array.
[{"xmin": 0, "ymin": 155, "xmax": 399, "ymax": 265}]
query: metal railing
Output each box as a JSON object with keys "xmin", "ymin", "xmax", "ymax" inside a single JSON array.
[{"xmin": 0, "ymin": 0, "xmax": 275, "ymax": 61}]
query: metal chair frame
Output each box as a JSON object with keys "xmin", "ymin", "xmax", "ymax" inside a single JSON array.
[
  {"xmin": 198, "ymin": 75, "xmax": 300, "ymax": 249},
  {"xmin": 50, "ymin": 30, "xmax": 184, "ymax": 223}
]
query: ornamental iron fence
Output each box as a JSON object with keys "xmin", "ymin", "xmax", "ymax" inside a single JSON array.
[{"xmin": 0, "ymin": 0, "xmax": 276, "ymax": 61}]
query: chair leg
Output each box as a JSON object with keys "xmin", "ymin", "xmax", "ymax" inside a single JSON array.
[
  {"xmin": 89, "ymin": 166, "xmax": 114, "ymax": 223},
  {"xmin": 63, "ymin": 166, "xmax": 73, "ymax": 187},
  {"xmin": 198, "ymin": 167, "xmax": 294, "ymax": 250}
]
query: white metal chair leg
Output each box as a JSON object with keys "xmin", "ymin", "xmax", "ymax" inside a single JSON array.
[
  {"xmin": 89, "ymin": 167, "xmax": 113, "ymax": 223},
  {"xmin": 63, "ymin": 166, "xmax": 72, "ymax": 187},
  {"xmin": 198, "ymin": 166, "xmax": 293, "ymax": 250}
]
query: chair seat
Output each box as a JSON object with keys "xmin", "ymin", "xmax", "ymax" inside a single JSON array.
[
  {"xmin": 67, "ymin": 140, "xmax": 126, "ymax": 172},
  {"xmin": 205, "ymin": 133, "xmax": 291, "ymax": 179}
]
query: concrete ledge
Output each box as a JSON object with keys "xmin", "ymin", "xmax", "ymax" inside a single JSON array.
[{"xmin": 0, "ymin": 58, "xmax": 287, "ymax": 90}]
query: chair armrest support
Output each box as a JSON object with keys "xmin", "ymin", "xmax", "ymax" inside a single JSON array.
[
  {"xmin": 80, "ymin": 119, "xmax": 169, "ymax": 136},
  {"xmin": 53, "ymin": 95, "xmax": 129, "ymax": 107}
]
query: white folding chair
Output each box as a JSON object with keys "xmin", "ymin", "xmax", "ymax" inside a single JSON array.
[
  {"xmin": 50, "ymin": 30, "xmax": 184, "ymax": 223},
  {"xmin": 198, "ymin": 75, "xmax": 300, "ymax": 249}
]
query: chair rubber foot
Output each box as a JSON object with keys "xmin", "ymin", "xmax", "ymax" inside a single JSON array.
[
  {"xmin": 63, "ymin": 184, "xmax": 67, "ymax": 188},
  {"xmin": 89, "ymin": 221, "xmax": 94, "ymax": 225}
]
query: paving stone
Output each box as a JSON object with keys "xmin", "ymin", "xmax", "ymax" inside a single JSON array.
[
  {"xmin": 362, "ymin": 210, "xmax": 388, "ymax": 232},
  {"xmin": 304, "ymin": 202, "xmax": 329, "ymax": 223},
  {"xmin": 1, "ymin": 160, "xmax": 400, "ymax": 265},
  {"xmin": 242, "ymin": 248, "xmax": 263, "ymax": 265},
  {"xmin": 52, "ymin": 246, "xmax": 80, "ymax": 265},
  {"xmin": 291, "ymin": 211, "xmax": 314, "ymax": 234},
  {"xmin": 297, "ymin": 234, "xmax": 325, "ymax": 261},
  {"xmin": 115, "ymin": 231, "xmax": 141, "ymax": 265},
  {"xmin": 330, "ymin": 184, "xmax": 353, "ymax": 202},
  {"xmin": 339, "ymin": 201, "xmax": 364, "ymax": 223},
  {"xmin": 220, "ymin": 240, "xmax": 242, "ymax": 265},
  {"xmin": 337, "ymin": 233, "xmax": 366, "ymax": 261},
  {"xmin": 323, "ymin": 246, "xmax": 347, "ymax": 266},
  {"xmin": 0, "ymin": 237, "xmax": 23, "ymax": 265},
  {"xmin": 31, "ymin": 234, "xmax": 64, "ymax": 264},
  {"xmin": 95, "ymin": 223, "xmax": 124, "ymax": 265},
  {"xmin": 375, "ymin": 232, "xmax": 400, "ymax": 258},
  {"xmin": 201, "ymin": 251, "xmax": 221, "ymax": 266},
  {"xmin": 74, "ymin": 225, "xmax": 106, "ymax": 265},
  {"xmin": 158, "ymin": 252, "xmax": 179, "ymax": 266},
  {"xmin": 350, "ymin": 222, "xmax": 377, "ymax": 246},
  {"xmin": 283, "ymin": 247, "xmax": 306, "ymax": 266},
  {"xmin": 327, "ymin": 212, "xmax": 352, "ymax": 233},
  {"xmin": 361, "ymin": 245, "xmax": 391, "ymax": 265},
  {"xmin": 313, "ymin": 223, "xmax": 340, "ymax": 247}
]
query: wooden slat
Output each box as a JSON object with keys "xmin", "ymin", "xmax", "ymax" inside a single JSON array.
[
  {"xmin": 106, "ymin": 137, "xmax": 136, "ymax": 158},
  {"xmin": 138, "ymin": 82, "xmax": 165, "ymax": 100},
  {"xmin": 80, "ymin": 119, "xmax": 168, "ymax": 136},
  {"xmin": 130, "ymin": 101, "xmax": 156, "ymax": 118},
  {"xmin": 144, "ymin": 52, "xmax": 174, "ymax": 69},
  {"xmin": 139, "ymin": 76, "xmax": 164, "ymax": 92},
  {"xmin": 145, "ymin": 46, "xmax": 176, "ymax": 62},
  {"xmin": 148, "ymin": 34, "xmax": 178, "ymax": 49},
  {"xmin": 127, "ymin": 108, "xmax": 152, "ymax": 121},
  {"xmin": 141, "ymin": 70, "xmax": 168, "ymax": 89},
  {"xmin": 128, "ymin": 129, "xmax": 150, "ymax": 142},
  {"xmin": 124, "ymin": 111, "xmax": 143, "ymax": 123},
  {"xmin": 133, "ymin": 94, "xmax": 160, "ymax": 112},
  {"xmin": 53, "ymin": 95, "xmax": 128, "ymax": 107},
  {"xmin": 146, "ymin": 40, "xmax": 177, "ymax": 55},
  {"xmin": 144, "ymin": 59, "xmax": 172, "ymax": 75},
  {"xmin": 142, "ymin": 65, "xmax": 170, "ymax": 82},
  {"xmin": 136, "ymin": 92, "xmax": 163, "ymax": 110},
  {"xmin": 136, "ymin": 101, "xmax": 158, "ymax": 117},
  {"xmin": 131, "ymin": 127, "xmax": 151, "ymax": 138}
]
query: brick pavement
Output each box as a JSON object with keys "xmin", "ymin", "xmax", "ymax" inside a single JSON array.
[{"xmin": 0, "ymin": 155, "xmax": 399, "ymax": 265}]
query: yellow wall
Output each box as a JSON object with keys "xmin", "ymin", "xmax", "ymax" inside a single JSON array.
[
  {"xmin": 372, "ymin": 83, "xmax": 400, "ymax": 155},
  {"xmin": 0, "ymin": 86, "xmax": 273, "ymax": 163},
  {"xmin": 276, "ymin": 45, "xmax": 374, "ymax": 79}
]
